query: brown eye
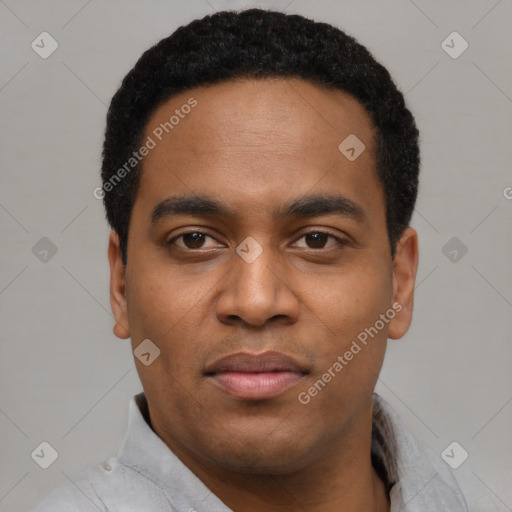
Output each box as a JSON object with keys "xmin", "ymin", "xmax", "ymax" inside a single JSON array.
[
  {"xmin": 167, "ymin": 231, "xmax": 219, "ymax": 250},
  {"xmin": 304, "ymin": 232, "xmax": 329, "ymax": 249},
  {"xmin": 292, "ymin": 231, "xmax": 347, "ymax": 250},
  {"xmin": 181, "ymin": 232, "xmax": 207, "ymax": 249}
]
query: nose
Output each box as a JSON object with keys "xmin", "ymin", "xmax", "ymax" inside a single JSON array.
[{"xmin": 215, "ymin": 240, "xmax": 300, "ymax": 328}]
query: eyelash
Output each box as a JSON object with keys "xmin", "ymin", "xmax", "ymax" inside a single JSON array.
[{"xmin": 165, "ymin": 229, "xmax": 349, "ymax": 251}]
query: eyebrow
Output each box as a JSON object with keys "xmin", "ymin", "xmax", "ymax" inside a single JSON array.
[{"xmin": 150, "ymin": 193, "xmax": 365, "ymax": 225}]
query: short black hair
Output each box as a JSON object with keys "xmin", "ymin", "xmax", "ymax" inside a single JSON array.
[{"xmin": 101, "ymin": 8, "xmax": 419, "ymax": 265}]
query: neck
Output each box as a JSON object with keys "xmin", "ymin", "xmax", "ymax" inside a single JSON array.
[
  {"xmin": 193, "ymin": 453, "xmax": 390, "ymax": 512},
  {"xmin": 156, "ymin": 401, "xmax": 390, "ymax": 512}
]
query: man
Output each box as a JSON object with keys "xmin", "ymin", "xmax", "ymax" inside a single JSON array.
[{"xmin": 33, "ymin": 8, "xmax": 497, "ymax": 512}]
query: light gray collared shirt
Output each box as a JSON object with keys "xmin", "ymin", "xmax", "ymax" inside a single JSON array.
[{"xmin": 32, "ymin": 392, "xmax": 498, "ymax": 511}]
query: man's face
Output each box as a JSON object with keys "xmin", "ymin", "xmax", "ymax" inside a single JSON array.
[{"xmin": 109, "ymin": 78, "xmax": 417, "ymax": 473}]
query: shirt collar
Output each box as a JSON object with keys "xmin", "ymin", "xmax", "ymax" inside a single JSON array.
[
  {"xmin": 113, "ymin": 392, "xmax": 230, "ymax": 511},
  {"xmin": 113, "ymin": 391, "xmax": 468, "ymax": 511},
  {"xmin": 370, "ymin": 393, "xmax": 468, "ymax": 511}
]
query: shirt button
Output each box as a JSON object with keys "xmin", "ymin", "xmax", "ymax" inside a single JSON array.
[{"xmin": 102, "ymin": 462, "xmax": 112, "ymax": 471}]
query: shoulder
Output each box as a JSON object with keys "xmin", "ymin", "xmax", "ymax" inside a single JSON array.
[
  {"xmin": 31, "ymin": 457, "xmax": 176, "ymax": 512},
  {"xmin": 31, "ymin": 463, "xmax": 109, "ymax": 512},
  {"xmin": 450, "ymin": 470, "xmax": 510, "ymax": 512},
  {"xmin": 372, "ymin": 394, "xmax": 507, "ymax": 511}
]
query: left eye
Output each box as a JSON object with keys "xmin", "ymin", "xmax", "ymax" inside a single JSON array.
[{"xmin": 292, "ymin": 232, "xmax": 345, "ymax": 249}]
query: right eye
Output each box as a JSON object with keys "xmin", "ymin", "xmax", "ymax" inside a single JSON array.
[{"xmin": 166, "ymin": 230, "xmax": 223, "ymax": 250}]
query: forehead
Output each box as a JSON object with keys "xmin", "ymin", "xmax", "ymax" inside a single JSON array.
[
  {"xmin": 144, "ymin": 77, "xmax": 375, "ymax": 157},
  {"xmin": 134, "ymin": 77, "xmax": 384, "ymax": 225}
]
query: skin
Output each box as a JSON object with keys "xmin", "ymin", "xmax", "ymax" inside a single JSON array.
[{"xmin": 108, "ymin": 77, "xmax": 419, "ymax": 512}]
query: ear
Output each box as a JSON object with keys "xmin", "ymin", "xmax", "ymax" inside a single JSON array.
[
  {"xmin": 388, "ymin": 227, "xmax": 419, "ymax": 340},
  {"xmin": 108, "ymin": 230, "xmax": 130, "ymax": 339}
]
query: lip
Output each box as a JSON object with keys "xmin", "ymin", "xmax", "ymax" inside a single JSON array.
[{"xmin": 205, "ymin": 351, "xmax": 308, "ymax": 400}]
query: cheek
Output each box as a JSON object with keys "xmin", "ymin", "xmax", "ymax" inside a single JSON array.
[
  {"xmin": 126, "ymin": 259, "xmax": 213, "ymax": 364},
  {"xmin": 303, "ymin": 266, "xmax": 391, "ymax": 397},
  {"xmin": 321, "ymin": 262, "xmax": 393, "ymax": 339},
  {"xmin": 298, "ymin": 270, "xmax": 391, "ymax": 416},
  {"xmin": 126, "ymin": 263, "xmax": 204, "ymax": 339}
]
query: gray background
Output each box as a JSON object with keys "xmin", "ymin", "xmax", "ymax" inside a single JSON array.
[{"xmin": 1, "ymin": 0, "xmax": 511, "ymax": 511}]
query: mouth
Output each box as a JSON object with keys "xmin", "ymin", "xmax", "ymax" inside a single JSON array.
[{"xmin": 204, "ymin": 351, "xmax": 309, "ymax": 400}]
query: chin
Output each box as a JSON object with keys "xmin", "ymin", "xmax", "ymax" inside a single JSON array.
[
  {"xmin": 200, "ymin": 432, "xmax": 316, "ymax": 475},
  {"xmin": 212, "ymin": 453, "xmax": 310, "ymax": 475}
]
